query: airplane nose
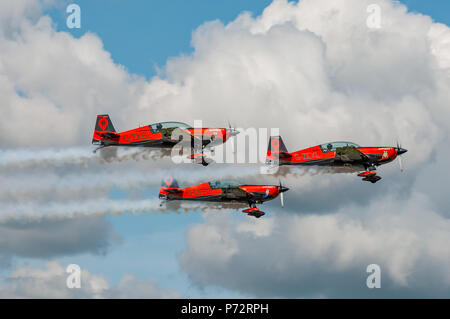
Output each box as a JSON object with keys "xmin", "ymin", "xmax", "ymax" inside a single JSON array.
[
  {"xmin": 279, "ymin": 186, "xmax": 289, "ymax": 193},
  {"xmin": 396, "ymin": 148, "xmax": 407, "ymax": 155}
]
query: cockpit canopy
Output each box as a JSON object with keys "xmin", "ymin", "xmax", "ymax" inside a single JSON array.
[
  {"xmin": 150, "ymin": 121, "xmax": 192, "ymax": 132},
  {"xmin": 209, "ymin": 180, "xmax": 242, "ymax": 189},
  {"xmin": 320, "ymin": 141, "xmax": 360, "ymax": 153}
]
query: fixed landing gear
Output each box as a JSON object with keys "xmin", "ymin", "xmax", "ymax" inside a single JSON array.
[
  {"xmin": 363, "ymin": 175, "xmax": 382, "ymax": 183},
  {"xmin": 242, "ymin": 202, "xmax": 265, "ymax": 218},
  {"xmin": 189, "ymin": 149, "xmax": 213, "ymax": 166},
  {"xmin": 358, "ymin": 168, "xmax": 382, "ymax": 183},
  {"xmin": 242, "ymin": 207, "xmax": 265, "ymax": 218}
]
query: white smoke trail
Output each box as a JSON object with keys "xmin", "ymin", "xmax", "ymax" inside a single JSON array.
[
  {"xmin": 0, "ymin": 198, "xmax": 215, "ymax": 223},
  {"xmin": 0, "ymin": 146, "xmax": 362, "ymax": 222},
  {"xmin": 0, "ymin": 147, "xmax": 165, "ymax": 170},
  {"xmin": 0, "ymin": 147, "xmax": 94, "ymax": 168},
  {"xmin": 272, "ymin": 165, "xmax": 360, "ymax": 177},
  {"xmin": 0, "ymin": 165, "xmax": 263, "ymax": 203},
  {"xmin": 0, "ymin": 163, "xmax": 359, "ymax": 205},
  {"xmin": 0, "ymin": 146, "xmax": 355, "ymax": 178}
]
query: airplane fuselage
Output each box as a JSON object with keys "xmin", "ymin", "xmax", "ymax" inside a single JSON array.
[
  {"xmin": 268, "ymin": 144, "xmax": 400, "ymax": 169},
  {"xmin": 160, "ymin": 182, "xmax": 282, "ymax": 205},
  {"xmin": 93, "ymin": 125, "xmax": 230, "ymax": 148}
]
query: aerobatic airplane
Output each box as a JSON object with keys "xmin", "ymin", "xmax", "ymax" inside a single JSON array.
[
  {"xmin": 91, "ymin": 114, "xmax": 239, "ymax": 165},
  {"xmin": 159, "ymin": 177, "xmax": 289, "ymax": 218},
  {"xmin": 266, "ymin": 136, "xmax": 407, "ymax": 183}
]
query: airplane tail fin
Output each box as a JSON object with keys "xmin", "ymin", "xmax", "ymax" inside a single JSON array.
[
  {"xmin": 161, "ymin": 177, "xmax": 179, "ymax": 188},
  {"xmin": 92, "ymin": 114, "xmax": 117, "ymax": 144},
  {"xmin": 267, "ymin": 136, "xmax": 289, "ymax": 161},
  {"xmin": 159, "ymin": 177, "xmax": 181, "ymax": 199}
]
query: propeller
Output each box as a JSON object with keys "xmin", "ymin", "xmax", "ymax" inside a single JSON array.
[
  {"xmin": 227, "ymin": 121, "xmax": 240, "ymax": 137},
  {"xmin": 278, "ymin": 180, "xmax": 289, "ymax": 208},
  {"xmin": 394, "ymin": 141, "xmax": 407, "ymax": 172},
  {"xmin": 226, "ymin": 121, "xmax": 239, "ymax": 155}
]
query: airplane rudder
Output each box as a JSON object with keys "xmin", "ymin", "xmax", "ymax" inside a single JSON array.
[{"xmin": 94, "ymin": 114, "xmax": 116, "ymax": 132}]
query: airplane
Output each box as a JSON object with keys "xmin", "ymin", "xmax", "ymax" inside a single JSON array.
[
  {"xmin": 91, "ymin": 114, "xmax": 239, "ymax": 165},
  {"xmin": 159, "ymin": 177, "xmax": 289, "ymax": 218},
  {"xmin": 266, "ymin": 136, "xmax": 407, "ymax": 183}
]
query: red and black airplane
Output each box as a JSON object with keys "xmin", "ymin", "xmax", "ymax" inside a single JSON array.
[
  {"xmin": 92, "ymin": 114, "xmax": 239, "ymax": 165},
  {"xmin": 266, "ymin": 136, "xmax": 407, "ymax": 183},
  {"xmin": 159, "ymin": 177, "xmax": 289, "ymax": 218}
]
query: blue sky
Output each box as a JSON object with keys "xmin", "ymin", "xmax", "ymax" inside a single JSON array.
[
  {"xmin": 20, "ymin": 0, "xmax": 448, "ymax": 298},
  {"xmin": 400, "ymin": 0, "xmax": 450, "ymax": 26},
  {"xmin": 45, "ymin": 0, "xmax": 450, "ymax": 79},
  {"xmin": 47, "ymin": 0, "xmax": 272, "ymax": 78}
]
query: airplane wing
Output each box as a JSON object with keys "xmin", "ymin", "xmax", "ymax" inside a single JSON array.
[
  {"xmin": 172, "ymin": 128, "xmax": 202, "ymax": 144},
  {"xmin": 334, "ymin": 146, "xmax": 370, "ymax": 162},
  {"xmin": 236, "ymin": 187, "xmax": 256, "ymax": 198}
]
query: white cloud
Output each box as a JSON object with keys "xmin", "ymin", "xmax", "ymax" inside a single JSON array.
[
  {"xmin": 170, "ymin": 1, "xmax": 450, "ymax": 297},
  {"xmin": 0, "ymin": 261, "xmax": 108, "ymax": 298},
  {"xmin": 104, "ymin": 274, "xmax": 180, "ymax": 299},
  {"xmin": 0, "ymin": 261, "xmax": 180, "ymax": 298},
  {"xmin": 0, "ymin": 0, "xmax": 143, "ymax": 147},
  {"xmin": 180, "ymin": 194, "xmax": 450, "ymax": 297},
  {"xmin": 1, "ymin": 0, "xmax": 450, "ymax": 298},
  {"xmin": 0, "ymin": 0, "xmax": 447, "ymax": 167}
]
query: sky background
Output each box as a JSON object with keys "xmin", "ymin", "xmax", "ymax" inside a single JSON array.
[
  {"xmin": 46, "ymin": 0, "xmax": 450, "ymax": 79},
  {"xmin": 1, "ymin": 0, "xmax": 450, "ymax": 298}
]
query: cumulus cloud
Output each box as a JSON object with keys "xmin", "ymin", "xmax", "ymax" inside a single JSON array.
[
  {"xmin": 1, "ymin": 0, "xmax": 447, "ymax": 173},
  {"xmin": 171, "ymin": 0, "xmax": 450, "ymax": 298},
  {"xmin": 103, "ymin": 274, "xmax": 181, "ymax": 299},
  {"xmin": 1, "ymin": 0, "xmax": 450, "ymax": 298},
  {"xmin": 0, "ymin": 261, "xmax": 180, "ymax": 298},
  {"xmin": 181, "ymin": 199, "xmax": 450, "ymax": 298},
  {"xmin": 0, "ymin": 0, "xmax": 142, "ymax": 147},
  {"xmin": 0, "ymin": 216, "xmax": 120, "ymax": 268},
  {"xmin": 136, "ymin": 0, "xmax": 445, "ymax": 168},
  {"xmin": 0, "ymin": 0, "xmax": 446, "ymax": 166}
]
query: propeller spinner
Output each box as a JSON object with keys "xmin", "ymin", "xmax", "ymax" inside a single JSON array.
[{"xmin": 227, "ymin": 121, "xmax": 240, "ymax": 137}]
